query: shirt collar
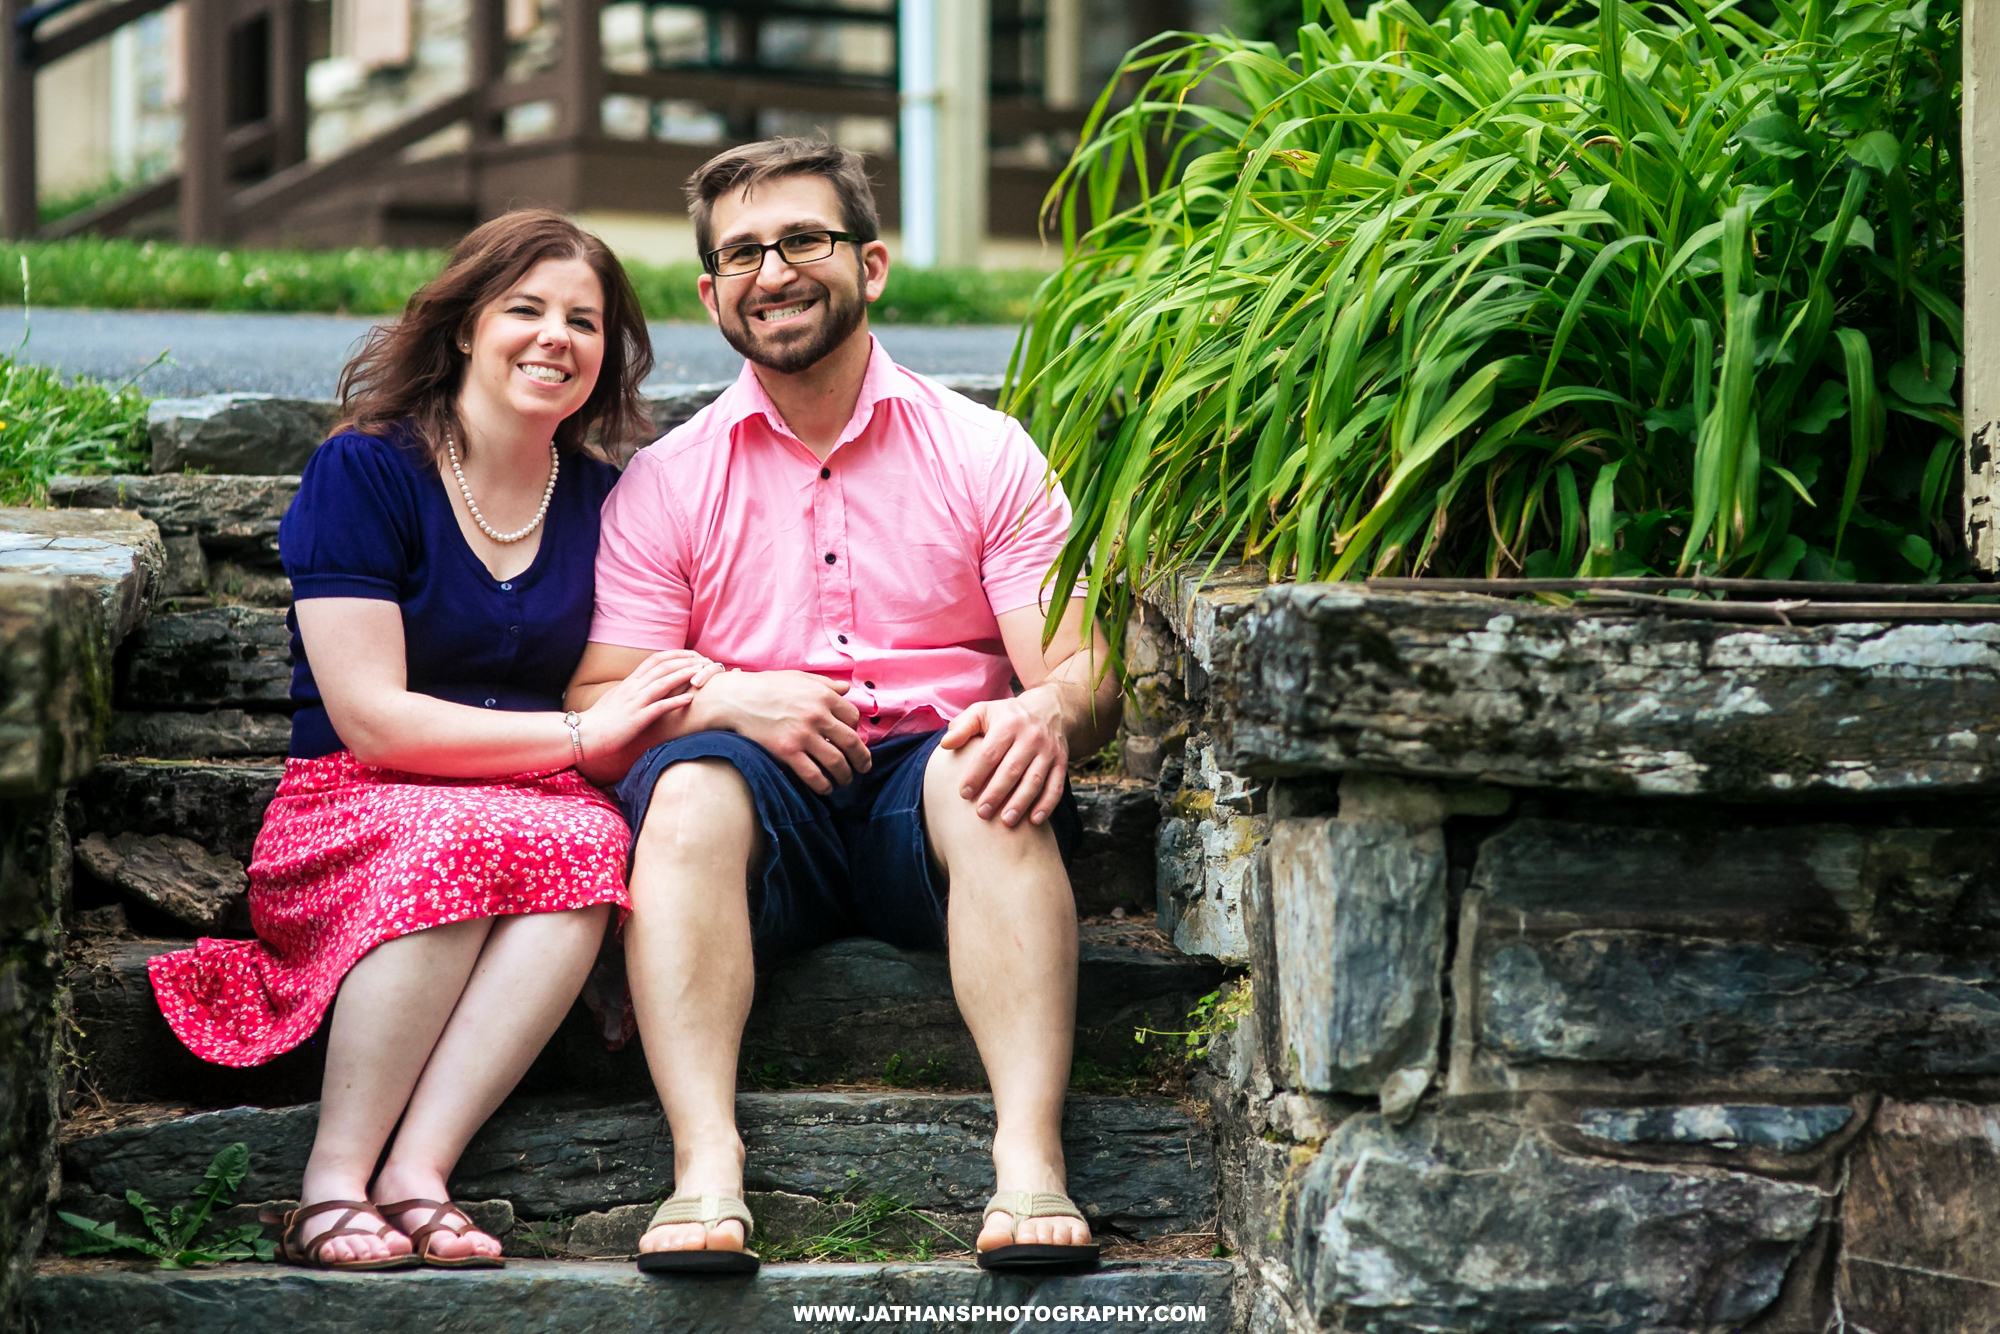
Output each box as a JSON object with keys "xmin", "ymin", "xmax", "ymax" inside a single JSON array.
[{"xmin": 718, "ymin": 334, "xmax": 915, "ymax": 454}]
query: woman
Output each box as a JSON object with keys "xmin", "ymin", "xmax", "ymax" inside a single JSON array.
[{"xmin": 149, "ymin": 210, "xmax": 708, "ymax": 1271}]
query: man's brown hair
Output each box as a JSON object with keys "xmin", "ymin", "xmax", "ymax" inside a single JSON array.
[
  {"xmin": 685, "ymin": 138, "xmax": 881, "ymax": 259},
  {"xmin": 334, "ymin": 209, "xmax": 654, "ymax": 463}
]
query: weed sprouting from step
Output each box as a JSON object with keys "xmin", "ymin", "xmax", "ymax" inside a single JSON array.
[
  {"xmin": 760, "ymin": 1171, "xmax": 970, "ymax": 1263},
  {"xmin": 516, "ymin": 1213, "xmax": 573, "ymax": 1260},
  {"xmin": 880, "ymin": 1052, "xmax": 952, "ymax": 1089},
  {"xmin": 1134, "ymin": 980, "xmax": 1254, "ymax": 1061},
  {"xmin": 58, "ymin": 1141, "xmax": 276, "ymax": 1268}
]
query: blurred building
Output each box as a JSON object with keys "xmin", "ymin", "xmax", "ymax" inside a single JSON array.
[{"xmin": 7, "ymin": 0, "xmax": 1219, "ymax": 266}]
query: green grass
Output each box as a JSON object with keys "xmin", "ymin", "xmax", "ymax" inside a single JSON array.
[
  {"xmin": 1012, "ymin": 0, "xmax": 1966, "ymax": 650},
  {"xmin": 0, "ymin": 237, "xmax": 1044, "ymax": 324},
  {"xmin": 0, "ymin": 345, "xmax": 150, "ymax": 506}
]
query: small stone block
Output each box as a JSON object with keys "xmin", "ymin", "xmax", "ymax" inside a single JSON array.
[
  {"xmin": 75, "ymin": 831, "xmax": 248, "ymax": 933},
  {"xmin": 1840, "ymin": 1099, "xmax": 2000, "ymax": 1327},
  {"xmin": 1576, "ymin": 1104, "xmax": 1853, "ymax": 1153},
  {"xmin": 148, "ymin": 396, "xmax": 337, "ymax": 476},
  {"xmin": 1268, "ymin": 806, "xmax": 1446, "ymax": 1096}
]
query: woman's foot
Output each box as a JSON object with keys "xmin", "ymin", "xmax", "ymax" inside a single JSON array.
[
  {"xmin": 373, "ymin": 1169, "xmax": 502, "ymax": 1262},
  {"xmin": 287, "ymin": 1177, "xmax": 414, "ymax": 1266}
]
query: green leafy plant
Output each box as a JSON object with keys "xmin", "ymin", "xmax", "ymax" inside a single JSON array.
[
  {"xmin": 0, "ymin": 353, "xmax": 149, "ymax": 505},
  {"xmin": 1010, "ymin": 0, "xmax": 1963, "ymax": 647},
  {"xmin": 1135, "ymin": 981, "xmax": 1254, "ymax": 1058},
  {"xmin": 58, "ymin": 1142, "xmax": 276, "ymax": 1268}
]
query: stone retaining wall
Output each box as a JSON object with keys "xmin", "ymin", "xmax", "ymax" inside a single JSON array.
[
  {"xmin": 0, "ymin": 522, "xmax": 152, "ymax": 1330},
  {"xmin": 1132, "ymin": 570, "xmax": 2000, "ymax": 1333}
]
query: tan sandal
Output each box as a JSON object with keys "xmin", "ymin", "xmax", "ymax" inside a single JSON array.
[
  {"xmin": 634, "ymin": 1193, "xmax": 760, "ymax": 1275},
  {"xmin": 375, "ymin": 1197, "xmax": 506, "ymax": 1269},
  {"xmin": 975, "ymin": 1190, "xmax": 1100, "ymax": 1271},
  {"xmin": 265, "ymin": 1200, "xmax": 421, "ymax": 1271}
]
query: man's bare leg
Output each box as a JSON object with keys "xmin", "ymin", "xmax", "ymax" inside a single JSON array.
[
  {"xmin": 924, "ymin": 743, "xmax": 1091, "ymax": 1252},
  {"xmin": 626, "ymin": 759, "xmax": 759, "ymax": 1254}
]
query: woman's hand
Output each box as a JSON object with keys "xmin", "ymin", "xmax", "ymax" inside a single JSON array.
[{"xmin": 576, "ymin": 649, "xmax": 721, "ymax": 761}]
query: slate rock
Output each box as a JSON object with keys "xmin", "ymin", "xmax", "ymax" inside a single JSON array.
[
  {"xmin": 0, "ymin": 509, "xmax": 164, "ymax": 648},
  {"xmin": 117, "ymin": 607, "xmax": 292, "ymax": 710},
  {"xmin": 62, "ymin": 1092, "xmax": 1215, "ymax": 1237},
  {"xmin": 1471, "ymin": 817, "xmax": 2000, "ymax": 948},
  {"xmin": 0, "ymin": 575, "xmax": 114, "ymax": 799},
  {"xmin": 107, "ymin": 710, "xmax": 292, "ymax": 760},
  {"xmin": 30, "ymin": 1257, "xmax": 1236, "ymax": 1334},
  {"xmin": 1267, "ymin": 806, "xmax": 1446, "ymax": 1097},
  {"xmin": 74, "ymin": 832, "xmax": 248, "ymax": 933},
  {"xmin": 68, "ymin": 925, "xmax": 1227, "ymax": 1104},
  {"xmin": 72, "ymin": 759, "xmax": 283, "ymax": 864},
  {"xmin": 48, "ymin": 474, "xmax": 298, "ymax": 550},
  {"xmin": 553, "ymin": 1191, "xmax": 836, "ymax": 1258},
  {"xmin": 1068, "ymin": 778, "xmax": 1160, "ymax": 916},
  {"xmin": 148, "ymin": 396, "xmax": 337, "ymax": 476},
  {"xmin": 1292, "ymin": 1112, "xmax": 1823, "ymax": 1331},
  {"xmin": 1454, "ymin": 927, "xmax": 2000, "ymax": 1097},
  {"xmin": 1576, "ymin": 1105, "xmax": 1853, "ymax": 1153},
  {"xmin": 1156, "ymin": 739, "xmax": 1259, "ymax": 963},
  {"xmin": 1213, "ymin": 581, "xmax": 2000, "ymax": 797},
  {"xmin": 1838, "ymin": 1098, "xmax": 2000, "ymax": 1328}
]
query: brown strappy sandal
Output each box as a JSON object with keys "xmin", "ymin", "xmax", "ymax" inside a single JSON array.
[
  {"xmin": 264, "ymin": 1200, "xmax": 421, "ymax": 1271},
  {"xmin": 376, "ymin": 1197, "xmax": 506, "ymax": 1269}
]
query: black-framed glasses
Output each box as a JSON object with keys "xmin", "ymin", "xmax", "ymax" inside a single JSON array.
[{"xmin": 702, "ymin": 230, "xmax": 865, "ymax": 277}]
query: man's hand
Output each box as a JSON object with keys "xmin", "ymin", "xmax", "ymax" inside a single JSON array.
[
  {"xmin": 699, "ymin": 669, "xmax": 871, "ymax": 794},
  {"xmin": 937, "ymin": 684, "xmax": 1069, "ymax": 828}
]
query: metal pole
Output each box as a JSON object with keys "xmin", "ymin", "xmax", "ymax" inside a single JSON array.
[{"xmin": 898, "ymin": 0, "xmax": 938, "ymax": 268}]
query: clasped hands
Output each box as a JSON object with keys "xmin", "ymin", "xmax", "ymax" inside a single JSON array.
[{"xmin": 585, "ymin": 652, "xmax": 1069, "ymax": 824}]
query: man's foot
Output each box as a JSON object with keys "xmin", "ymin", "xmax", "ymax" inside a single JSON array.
[
  {"xmin": 640, "ymin": 1200, "xmax": 749, "ymax": 1254},
  {"xmin": 976, "ymin": 1189, "xmax": 1094, "ymax": 1253},
  {"xmin": 373, "ymin": 1171, "xmax": 502, "ymax": 1262}
]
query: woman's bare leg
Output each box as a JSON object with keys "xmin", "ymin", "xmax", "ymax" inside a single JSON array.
[
  {"xmin": 297, "ymin": 917, "xmax": 494, "ymax": 1264},
  {"xmin": 371, "ymin": 902, "xmax": 612, "ymax": 1259}
]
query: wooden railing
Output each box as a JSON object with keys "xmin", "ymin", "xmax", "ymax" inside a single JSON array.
[{"xmin": 0, "ymin": 0, "xmax": 1091, "ymax": 246}]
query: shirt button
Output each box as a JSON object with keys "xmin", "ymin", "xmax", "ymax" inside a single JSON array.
[
  {"xmin": 837, "ymin": 634, "xmax": 848, "ymax": 644},
  {"xmin": 824, "ymin": 552, "xmax": 836, "ymax": 564},
  {"xmin": 870, "ymin": 715, "xmax": 880, "ymax": 724},
  {"xmin": 820, "ymin": 467, "xmax": 830, "ymax": 479},
  {"xmin": 864, "ymin": 680, "xmax": 875, "ymax": 689},
  {"xmin": 500, "ymin": 582, "xmax": 512, "ymax": 590},
  {"xmin": 509, "ymin": 625, "xmax": 520, "ymax": 636},
  {"xmin": 484, "ymin": 698, "xmax": 497, "ymax": 708}
]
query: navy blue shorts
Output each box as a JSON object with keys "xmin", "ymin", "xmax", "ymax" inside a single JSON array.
[{"xmin": 615, "ymin": 729, "xmax": 1081, "ymax": 960}]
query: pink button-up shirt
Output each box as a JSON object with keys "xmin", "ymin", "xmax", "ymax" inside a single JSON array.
[{"xmin": 590, "ymin": 339, "xmax": 1079, "ymax": 745}]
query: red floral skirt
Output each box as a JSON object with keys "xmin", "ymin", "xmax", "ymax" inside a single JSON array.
[{"xmin": 148, "ymin": 750, "xmax": 632, "ymax": 1068}]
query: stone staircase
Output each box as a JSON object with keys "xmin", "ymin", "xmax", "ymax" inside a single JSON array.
[{"xmin": 29, "ymin": 470, "xmax": 1237, "ymax": 1332}]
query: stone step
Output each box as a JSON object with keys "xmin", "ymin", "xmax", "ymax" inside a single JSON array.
[
  {"xmin": 56, "ymin": 1089, "xmax": 1217, "ymax": 1246},
  {"xmin": 116, "ymin": 608, "xmax": 294, "ymax": 712},
  {"xmin": 70, "ymin": 758, "xmax": 1160, "ymax": 910},
  {"xmin": 68, "ymin": 926, "xmax": 1224, "ymax": 1104},
  {"xmin": 33, "ymin": 1257, "xmax": 1232, "ymax": 1333}
]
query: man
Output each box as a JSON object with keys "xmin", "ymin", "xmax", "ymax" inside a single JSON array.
[{"xmin": 567, "ymin": 138, "xmax": 1119, "ymax": 1274}]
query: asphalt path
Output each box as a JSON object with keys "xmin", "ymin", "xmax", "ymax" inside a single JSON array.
[{"xmin": 3, "ymin": 307, "xmax": 1023, "ymax": 399}]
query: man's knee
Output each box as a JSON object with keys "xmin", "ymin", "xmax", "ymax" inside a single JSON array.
[
  {"xmin": 922, "ymin": 743, "xmax": 1062, "ymax": 863},
  {"xmin": 636, "ymin": 758, "xmax": 757, "ymax": 861}
]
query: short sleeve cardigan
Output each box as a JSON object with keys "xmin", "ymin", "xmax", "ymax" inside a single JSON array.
[{"xmin": 279, "ymin": 428, "xmax": 618, "ymax": 760}]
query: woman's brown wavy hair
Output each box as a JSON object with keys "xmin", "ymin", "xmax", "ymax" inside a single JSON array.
[{"xmin": 335, "ymin": 209, "xmax": 654, "ymax": 463}]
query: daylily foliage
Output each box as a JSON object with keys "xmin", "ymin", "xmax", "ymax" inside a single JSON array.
[{"xmin": 1007, "ymin": 0, "xmax": 1963, "ymax": 644}]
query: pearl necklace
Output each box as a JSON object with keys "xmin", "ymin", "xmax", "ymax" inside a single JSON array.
[{"xmin": 445, "ymin": 431, "xmax": 558, "ymax": 544}]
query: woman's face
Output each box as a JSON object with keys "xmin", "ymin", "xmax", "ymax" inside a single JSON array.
[{"xmin": 460, "ymin": 256, "xmax": 608, "ymax": 436}]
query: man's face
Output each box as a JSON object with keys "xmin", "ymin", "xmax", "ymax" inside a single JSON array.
[{"xmin": 697, "ymin": 173, "xmax": 890, "ymax": 376}]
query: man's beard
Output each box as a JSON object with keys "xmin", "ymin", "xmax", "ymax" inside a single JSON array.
[{"xmin": 718, "ymin": 275, "xmax": 867, "ymax": 375}]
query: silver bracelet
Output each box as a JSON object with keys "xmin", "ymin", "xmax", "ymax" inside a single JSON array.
[{"xmin": 563, "ymin": 710, "xmax": 584, "ymax": 765}]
